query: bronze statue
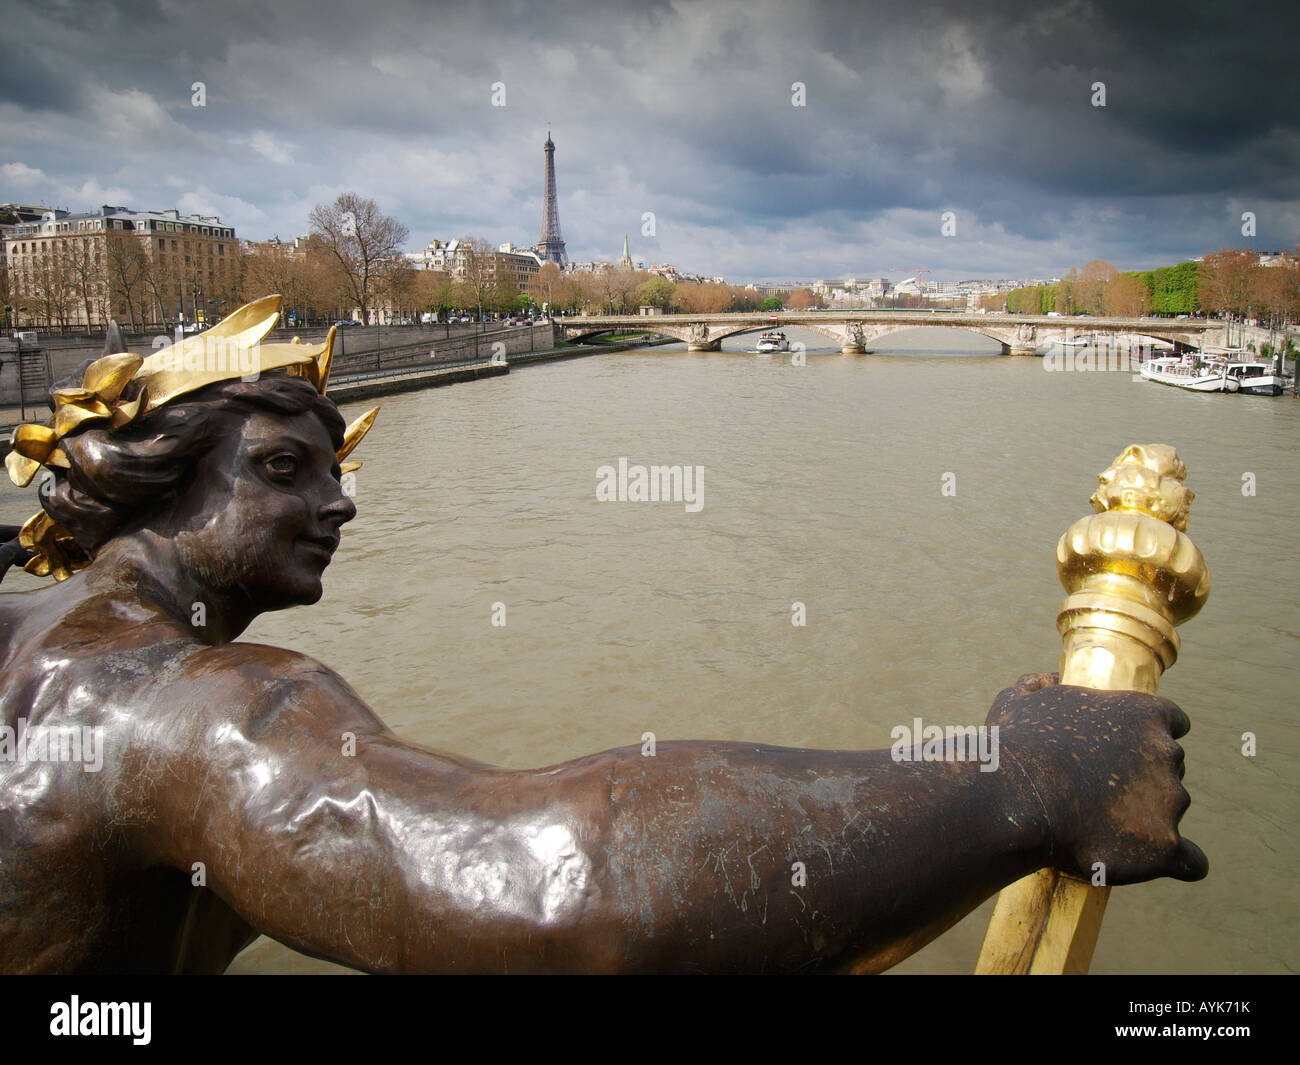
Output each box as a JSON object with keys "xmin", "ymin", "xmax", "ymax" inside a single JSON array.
[{"xmin": 0, "ymin": 298, "xmax": 1206, "ymax": 974}]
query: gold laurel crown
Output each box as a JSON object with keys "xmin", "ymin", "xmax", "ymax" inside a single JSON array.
[{"xmin": 5, "ymin": 294, "xmax": 378, "ymax": 580}]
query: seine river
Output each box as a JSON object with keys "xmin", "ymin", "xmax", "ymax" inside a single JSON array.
[{"xmin": 3, "ymin": 327, "xmax": 1296, "ymax": 974}]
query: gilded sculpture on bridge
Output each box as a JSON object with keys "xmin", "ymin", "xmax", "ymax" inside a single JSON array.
[{"xmin": 0, "ymin": 296, "xmax": 1205, "ymax": 973}]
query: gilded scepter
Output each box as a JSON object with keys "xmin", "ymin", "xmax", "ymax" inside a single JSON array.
[{"xmin": 976, "ymin": 444, "xmax": 1211, "ymax": 974}]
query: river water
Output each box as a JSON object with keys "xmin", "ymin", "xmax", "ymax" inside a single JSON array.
[{"xmin": 3, "ymin": 327, "xmax": 1296, "ymax": 973}]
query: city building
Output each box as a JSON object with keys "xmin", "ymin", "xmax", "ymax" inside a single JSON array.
[
  {"xmin": 4, "ymin": 205, "xmax": 239, "ymax": 328},
  {"xmin": 404, "ymin": 238, "xmax": 541, "ymax": 292}
]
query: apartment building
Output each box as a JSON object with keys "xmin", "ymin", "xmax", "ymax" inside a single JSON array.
[
  {"xmin": 404, "ymin": 238, "xmax": 541, "ymax": 292},
  {"xmin": 4, "ymin": 205, "xmax": 239, "ymax": 329}
]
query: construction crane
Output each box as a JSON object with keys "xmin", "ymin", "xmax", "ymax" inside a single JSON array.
[
  {"xmin": 886, "ymin": 268, "xmax": 933, "ymax": 308},
  {"xmin": 890, "ymin": 267, "xmax": 932, "ymax": 285}
]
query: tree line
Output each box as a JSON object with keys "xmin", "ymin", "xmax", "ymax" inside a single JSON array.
[{"xmin": 990, "ymin": 250, "xmax": 1300, "ymax": 328}]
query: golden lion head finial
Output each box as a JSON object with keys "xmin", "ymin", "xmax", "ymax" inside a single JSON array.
[{"xmin": 1089, "ymin": 443, "xmax": 1193, "ymax": 531}]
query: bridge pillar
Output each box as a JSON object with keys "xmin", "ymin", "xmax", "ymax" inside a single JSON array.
[
  {"xmin": 1008, "ymin": 345, "xmax": 1037, "ymax": 356},
  {"xmin": 686, "ymin": 325, "xmax": 720, "ymax": 351},
  {"xmin": 1008, "ymin": 324, "xmax": 1039, "ymax": 356},
  {"xmin": 840, "ymin": 322, "xmax": 866, "ymax": 354}
]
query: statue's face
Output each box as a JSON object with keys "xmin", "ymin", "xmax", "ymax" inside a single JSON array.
[{"xmin": 164, "ymin": 408, "xmax": 356, "ymax": 611}]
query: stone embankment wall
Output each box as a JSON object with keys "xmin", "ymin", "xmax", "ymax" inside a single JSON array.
[{"xmin": 0, "ymin": 324, "xmax": 555, "ymax": 407}]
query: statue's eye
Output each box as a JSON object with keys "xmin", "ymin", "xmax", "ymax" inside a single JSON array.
[{"xmin": 267, "ymin": 454, "xmax": 298, "ymax": 478}]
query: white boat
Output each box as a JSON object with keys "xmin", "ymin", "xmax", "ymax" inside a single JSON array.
[
  {"xmin": 1222, "ymin": 359, "xmax": 1288, "ymax": 396},
  {"xmin": 1138, "ymin": 356, "xmax": 1230, "ymax": 392},
  {"xmin": 1139, "ymin": 354, "xmax": 1288, "ymax": 395},
  {"xmin": 1053, "ymin": 336, "xmax": 1090, "ymax": 347},
  {"xmin": 755, "ymin": 331, "xmax": 789, "ymax": 353}
]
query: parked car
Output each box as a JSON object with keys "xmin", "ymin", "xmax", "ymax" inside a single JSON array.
[{"xmin": 333, "ymin": 319, "xmax": 358, "ymax": 327}]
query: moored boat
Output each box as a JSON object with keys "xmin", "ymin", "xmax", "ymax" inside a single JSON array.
[
  {"xmin": 1139, "ymin": 353, "xmax": 1289, "ymax": 395},
  {"xmin": 1138, "ymin": 355, "xmax": 1229, "ymax": 392},
  {"xmin": 1223, "ymin": 359, "xmax": 1288, "ymax": 395}
]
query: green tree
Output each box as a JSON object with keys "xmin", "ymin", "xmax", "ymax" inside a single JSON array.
[
  {"xmin": 760, "ymin": 296, "xmax": 783, "ymax": 311},
  {"xmin": 635, "ymin": 276, "xmax": 676, "ymax": 309}
]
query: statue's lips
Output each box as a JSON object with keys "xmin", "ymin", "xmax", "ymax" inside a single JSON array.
[{"xmin": 296, "ymin": 535, "xmax": 340, "ymax": 559}]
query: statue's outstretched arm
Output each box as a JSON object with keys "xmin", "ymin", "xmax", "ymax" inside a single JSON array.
[{"xmin": 145, "ymin": 652, "xmax": 1203, "ymax": 973}]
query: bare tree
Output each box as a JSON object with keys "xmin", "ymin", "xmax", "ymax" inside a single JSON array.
[
  {"xmin": 1103, "ymin": 273, "xmax": 1148, "ymax": 318},
  {"xmin": 65, "ymin": 237, "xmax": 105, "ymax": 332},
  {"xmin": 383, "ymin": 259, "xmax": 420, "ymax": 321},
  {"xmin": 1198, "ymin": 248, "xmax": 1257, "ymax": 321},
  {"xmin": 21, "ymin": 243, "xmax": 77, "ymax": 327},
  {"xmin": 104, "ymin": 230, "xmax": 148, "ymax": 332},
  {"xmin": 676, "ymin": 281, "xmax": 733, "ymax": 313},
  {"xmin": 0, "ymin": 254, "xmax": 10, "ymax": 327},
  {"xmin": 1056, "ymin": 267, "xmax": 1078, "ymax": 315},
  {"xmin": 140, "ymin": 246, "xmax": 177, "ymax": 329},
  {"xmin": 308, "ymin": 193, "xmax": 409, "ymax": 324},
  {"xmin": 530, "ymin": 262, "xmax": 563, "ymax": 311},
  {"xmin": 243, "ymin": 242, "xmax": 308, "ymax": 324},
  {"xmin": 1075, "ymin": 260, "xmax": 1117, "ymax": 315},
  {"xmin": 415, "ymin": 269, "xmax": 455, "ymax": 320},
  {"xmin": 455, "ymin": 237, "xmax": 496, "ymax": 319}
]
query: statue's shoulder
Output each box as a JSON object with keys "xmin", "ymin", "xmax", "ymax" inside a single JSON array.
[
  {"xmin": 180, "ymin": 641, "xmax": 356, "ymax": 689},
  {"xmin": 170, "ymin": 641, "xmax": 379, "ymax": 730}
]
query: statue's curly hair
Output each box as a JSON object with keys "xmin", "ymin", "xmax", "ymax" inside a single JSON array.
[{"xmin": 40, "ymin": 373, "xmax": 346, "ymax": 556}]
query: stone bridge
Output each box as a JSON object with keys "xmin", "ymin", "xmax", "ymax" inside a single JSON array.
[{"xmin": 560, "ymin": 312, "xmax": 1224, "ymax": 356}]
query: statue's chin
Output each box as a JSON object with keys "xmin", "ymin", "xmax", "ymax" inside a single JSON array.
[{"xmin": 247, "ymin": 575, "xmax": 325, "ymax": 615}]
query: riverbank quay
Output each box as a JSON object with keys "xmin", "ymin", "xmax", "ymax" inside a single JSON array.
[
  {"xmin": 327, "ymin": 357, "xmax": 508, "ymax": 402},
  {"xmin": 507, "ymin": 335, "xmax": 678, "ymax": 367},
  {"xmin": 327, "ymin": 334, "xmax": 677, "ymax": 401}
]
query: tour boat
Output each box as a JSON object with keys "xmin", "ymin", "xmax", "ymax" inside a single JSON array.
[
  {"xmin": 1138, "ymin": 356, "xmax": 1230, "ymax": 392},
  {"xmin": 1139, "ymin": 354, "xmax": 1287, "ymax": 395},
  {"xmin": 756, "ymin": 331, "xmax": 789, "ymax": 353}
]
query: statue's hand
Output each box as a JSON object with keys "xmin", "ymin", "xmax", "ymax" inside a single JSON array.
[{"xmin": 987, "ymin": 674, "xmax": 1208, "ymax": 886}]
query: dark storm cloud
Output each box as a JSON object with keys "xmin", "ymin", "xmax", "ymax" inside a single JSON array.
[{"xmin": 1, "ymin": 0, "xmax": 1296, "ymax": 279}]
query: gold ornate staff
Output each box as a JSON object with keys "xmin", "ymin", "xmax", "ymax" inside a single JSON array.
[{"xmin": 975, "ymin": 444, "xmax": 1211, "ymax": 974}]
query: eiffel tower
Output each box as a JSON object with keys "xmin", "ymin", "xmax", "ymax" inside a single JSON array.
[{"xmin": 537, "ymin": 131, "xmax": 567, "ymax": 266}]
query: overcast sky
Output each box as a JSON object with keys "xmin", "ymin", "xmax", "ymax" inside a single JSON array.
[{"xmin": 2, "ymin": 0, "xmax": 1297, "ymax": 282}]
